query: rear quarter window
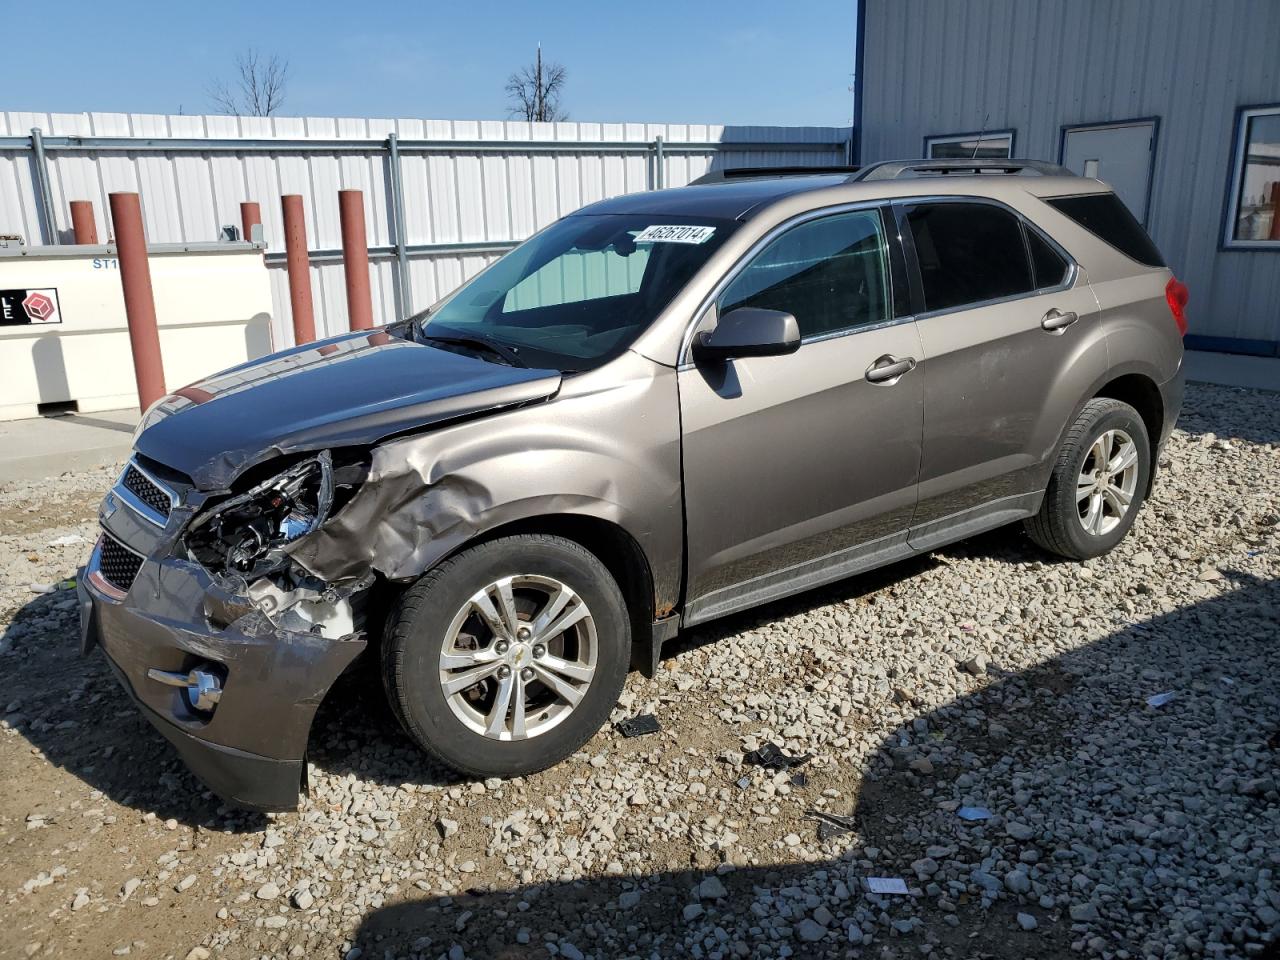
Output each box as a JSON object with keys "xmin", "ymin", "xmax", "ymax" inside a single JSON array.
[{"xmin": 1046, "ymin": 193, "xmax": 1165, "ymax": 268}]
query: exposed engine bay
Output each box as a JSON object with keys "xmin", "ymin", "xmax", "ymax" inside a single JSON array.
[{"xmin": 182, "ymin": 451, "xmax": 372, "ymax": 638}]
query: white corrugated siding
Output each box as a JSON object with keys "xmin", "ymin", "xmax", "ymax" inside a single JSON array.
[
  {"xmin": 859, "ymin": 0, "xmax": 1280, "ymax": 347},
  {"xmin": 0, "ymin": 112, "xmax": 850, "ymax": 347}
]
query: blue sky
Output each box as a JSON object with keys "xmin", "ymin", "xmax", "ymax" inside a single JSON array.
[{"xmin": 6, "ymin": 1, "xmax": 856, "ymax": 126}]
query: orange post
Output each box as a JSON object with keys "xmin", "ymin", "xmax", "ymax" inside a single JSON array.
[
  {"xmin": 338, "ymin": 189, "xmax": 374, "ymax": 330},
  {"xmin": 281, "ymin": 194, "xmax": 317, "ymax": 345},
  {"xmin": 1269, "ymin": 183, "xmax": 1280, "ymax": 242},
  {"xmin": 70, "ymin": 201, "xmax": 98, "ymax": 244},
  {"xmin": 240, "ymin": 201, "xmax": 262, "ymax": 244},
  {"xmin": 108, "ymin": 193, "xmax": 166, "ymax": 410}
]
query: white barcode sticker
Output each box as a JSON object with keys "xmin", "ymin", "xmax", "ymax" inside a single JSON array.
[{"xmin": 634, "ymin": 224, "xmax": 716, "ymax": 244}]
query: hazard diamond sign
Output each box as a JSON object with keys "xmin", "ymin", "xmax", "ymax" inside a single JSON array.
[{"xmin": 0, "ymin": 287, "xmax": 62, "ymax": 325}]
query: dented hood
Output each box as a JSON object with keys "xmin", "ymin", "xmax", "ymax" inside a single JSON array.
[{"xmin": 134, "ymin": 329, "xmax": 562, "ymax": 490}]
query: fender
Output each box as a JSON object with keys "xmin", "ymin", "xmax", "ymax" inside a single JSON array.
[{"xmin": 287, "ymin": 352, "xmax": 685, "ymax": 619}]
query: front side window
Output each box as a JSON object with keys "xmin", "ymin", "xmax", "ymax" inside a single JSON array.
[
  {"xmin": 421, "ymin": 214, "xmax": 737, "ymax": 371},
  {"xmin": 1226, "ymin": 105, "xmax": 1280, "ymax": 247},
  {"xmin": 904, "ymin": 202, "xmax": 1033, "ymax": 312},
  {"xmin": 925, "ymin": 131, "xmax": 1014, "ymax": 160},
  {"xmin": 718, "ymin": 209, "xmax": 891, "ymax": 339}
]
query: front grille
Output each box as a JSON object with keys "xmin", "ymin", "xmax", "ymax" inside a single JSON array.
[
  {"xmin": 98, "ymin": 534, "xmax": 144, "ymax": 593},
  {"xmin": 122, "ymin": 464, "xmax": 172, "ymax": 518}
]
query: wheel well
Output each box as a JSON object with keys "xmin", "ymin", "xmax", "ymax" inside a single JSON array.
[
  {"xmin": 1094, "ymin": 373, "xmax": 1163, "ymax": 493},
  {"xmin": 460, "ymin": 514, "xmax": 657, "ymax": 668}
]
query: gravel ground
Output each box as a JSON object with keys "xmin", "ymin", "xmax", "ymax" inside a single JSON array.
[{"xmin": 1, "ymin": 381, "xmax": 1277, "ymax": 960}]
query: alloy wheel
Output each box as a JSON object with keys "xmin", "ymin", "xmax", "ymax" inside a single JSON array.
[
  {"xmin": 437, "ymin": 575, "xmax": 597, "ymax": 741},
  {"xmin": 1076, "ymin": 428, "xmax": 1140, "ymax": 537}
]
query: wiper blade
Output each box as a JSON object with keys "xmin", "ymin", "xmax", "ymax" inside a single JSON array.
[{"xmin": 417, "ymin": 333, "xmax": 527, "ymax": 368}]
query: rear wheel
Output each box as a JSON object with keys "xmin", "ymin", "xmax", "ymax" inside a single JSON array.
[
  {"xmin": 1025, "ymin": 398, "xmax": 1151, "ymax": 560},
  {"xmin": 382, "ymin": 534, "xmax": 630, "ymax": 779}
]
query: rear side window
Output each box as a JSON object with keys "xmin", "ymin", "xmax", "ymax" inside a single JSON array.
[
  {"xmin": 1026, "ymin": 227, "xmax": 1070, "ymax": 289},
  {"xmin": 718, "ymin": 209, "xmax": 891, "ymax": 339},
  {"xmin": 904, "ymin": 202, "xmax": 1033, "ymax": 312},
  {"xmin": 1046, "ymin": 193, "xmax": 1165, "ymax": 267}
]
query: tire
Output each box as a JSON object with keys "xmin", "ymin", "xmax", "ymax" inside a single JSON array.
[
  {"xmin": 1024, "ymin": 398, "xmax": 1151, "ymax": 561},
  {"xmin": 382, "ymin": 533, "xmax": 630, "ymax": 779}
]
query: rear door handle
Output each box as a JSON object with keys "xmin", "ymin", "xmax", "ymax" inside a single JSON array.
[
  {"xmin": 1041, "ymin": 308, "xmax": 1079, "ymax": 333},
  {"xmin": 865, "ymin": 354, "xmax": 917, "ymax": 384}
]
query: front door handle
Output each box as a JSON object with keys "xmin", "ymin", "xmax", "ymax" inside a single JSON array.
[
  {"xmin": 865, "ymin": 354, "xmax": 917, "ymax": 384},
  {"xmin": 1041, "ymin": 308, "xmax": 1079, "ymax": 333}
]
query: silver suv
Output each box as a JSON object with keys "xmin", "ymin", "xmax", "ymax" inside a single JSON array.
[{"xmin": 79, "ymin": 159, "xmax": 1186, "ymax": 810}]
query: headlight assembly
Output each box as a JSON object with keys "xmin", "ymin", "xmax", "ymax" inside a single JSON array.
[{"xmin": 184, "ymin": 453, "xmax": 335, "ymax": 579}]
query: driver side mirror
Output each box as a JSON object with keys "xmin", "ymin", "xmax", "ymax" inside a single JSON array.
[{"xmin": 692, "ymin": 307, "xmax": 800, "ymax": 363}]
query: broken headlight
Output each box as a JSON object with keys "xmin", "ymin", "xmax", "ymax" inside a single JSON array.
[{"xmin": 184, "ymin": 453, "xmax": 336, "ymax": 578}]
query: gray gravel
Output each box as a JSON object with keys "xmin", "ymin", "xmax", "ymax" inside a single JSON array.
[{"xmin": 1, "ymin": 382, "xmax": 1277, "ymax": 960}]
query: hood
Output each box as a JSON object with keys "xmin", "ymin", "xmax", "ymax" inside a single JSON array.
[{"xmin": 134, "ymin": 329, "xmax": 562, "ymax": 490}]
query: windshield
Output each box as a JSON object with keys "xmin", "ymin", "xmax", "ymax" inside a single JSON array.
[{"xmin": 417, "ymin": 213, "xmax": 737, "ymax": 371}]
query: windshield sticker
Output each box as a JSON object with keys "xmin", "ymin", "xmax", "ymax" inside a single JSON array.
[{"xmin": 634, "ymin": 225, "xmax": 716, "ymax": 245}]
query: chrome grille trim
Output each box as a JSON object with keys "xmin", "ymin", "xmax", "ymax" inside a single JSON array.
[{"xmin": 113, "ymin": 458, "xmax": 177, "ymax": 527}]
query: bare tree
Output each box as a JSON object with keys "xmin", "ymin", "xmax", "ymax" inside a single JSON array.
[
  {"xmin": 506, "ymin": 45, "xmax": 568, "ymax": 122},
  {"xmin": 209, "ymin": 49, "xmax": 290, "ymax": 117}
]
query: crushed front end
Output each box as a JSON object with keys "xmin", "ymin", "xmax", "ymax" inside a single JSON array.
[{"xmin": 78, "ymin": 453, "xmax": 371, "ymax": 811}]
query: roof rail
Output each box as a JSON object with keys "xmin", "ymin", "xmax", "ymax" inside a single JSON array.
[
  {"xmin": 853, "ymin": 158, "xmax": 1074, "ymax": 181},
  {"xmin": 689, "ymin": 165, "xmax": 860, "ymax": 185}
]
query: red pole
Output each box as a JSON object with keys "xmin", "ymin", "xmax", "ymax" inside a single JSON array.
[
  {"xmin": 1269, "ymin": 183, "xmax": 1280, "ymax": 242},
  {"xmin": 108, "ymin": 193, "xmax": 166, "ymax": 411},
  {"xmin": 281, "ymin": 194, "xmax": 317, "ymax": 345},
  {"xmin": 70, "ymin": 201, "xmax": 98, "ymax": 244},
  {"xmin": 240, "ymin": 201, "xmax": 261, "ymax": 244},
  {"xmin": 338, "ymin": 189, "xmax": 374, "ymax": 331}
]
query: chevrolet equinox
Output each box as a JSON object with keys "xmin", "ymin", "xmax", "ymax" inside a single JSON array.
[{"xmin": 79, "ymin": 158, "xmax": 1187, "ymax": 810}]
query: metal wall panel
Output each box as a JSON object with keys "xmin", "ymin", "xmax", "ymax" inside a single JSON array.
[
  {"xmin": 1, "ymin": 112, "xmax": 848, "ymax": 349},
  {"xmin": 859, "ymin": 0, "xmax": 1280, "ymax": 348}
]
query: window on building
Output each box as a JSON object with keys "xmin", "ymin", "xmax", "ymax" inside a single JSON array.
[
  {"xmin": 718, "ymin": 209, "xmax": 891, "ymax": 339},
  {"xmin": 1225, "ymin": 105, "xmax": 1280, "ymax": 247},
  {"xmin": 904, "ymin": 202, "xmax": 1033, "ymax": 312},
  {"xmin": 924, "ymin": 131, "xmax": 1015, "ymax": 160}
]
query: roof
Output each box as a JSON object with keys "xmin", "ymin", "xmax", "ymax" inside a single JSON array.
[
  {"xmin": 573, "ymin": 160, "xmax": 1106, "ymax": 221},
  {"xmin": 572, "ymin": 174, "xmax": 855, "ymax": 221}
]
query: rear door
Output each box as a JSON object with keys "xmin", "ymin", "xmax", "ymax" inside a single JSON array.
[
  {"xmin": 679, "ymin": 206, "xmax": 924, "ymax": 624},
  {"xmin": 897, "ymin": 198, "xmax": 1107, "ymax": 549}
]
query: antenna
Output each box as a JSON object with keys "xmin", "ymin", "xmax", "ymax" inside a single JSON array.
[{"xmin": 970, "ymin": 113, "xmax": 990, "ymax": 160}]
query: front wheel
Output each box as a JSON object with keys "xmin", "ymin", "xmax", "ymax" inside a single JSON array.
[
  {"xmin": 382, "ymin": 534, "xmax": 630, "ymax": 779},
  {"xmin": 1025, "ymin": 397, "xmax": 1152, "ymax": 560}
]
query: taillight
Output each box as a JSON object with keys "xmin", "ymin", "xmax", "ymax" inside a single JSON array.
[{"xmin": 1165, "ymin": 277, "xmax": 1189, "ymax": 336}]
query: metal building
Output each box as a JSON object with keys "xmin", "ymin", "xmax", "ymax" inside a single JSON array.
[{"xmin": 852, "ymin": 0, "xmax": 1280, "ymax": 357}]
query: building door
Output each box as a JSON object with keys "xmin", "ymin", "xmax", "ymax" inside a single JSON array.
[{"xmin": 1061, "ymin": 120, "xmax": 1157, "ymax": 224}]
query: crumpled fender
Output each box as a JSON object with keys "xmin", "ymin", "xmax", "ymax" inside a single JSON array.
[{"xmin": 286, "ymin": 352, "xmax": 684, "ymax": 614}]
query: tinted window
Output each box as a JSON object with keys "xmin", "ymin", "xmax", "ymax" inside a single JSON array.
[
  {"xmin": 905, "ymin": 202, "xmax": 1033, "ymax": 312},
  {"xmin": 1047, "ymin": 193, "xmax": 1165, "ymax": 267},
  {"xmin": 719, "ymin": 209, "xmax": 890, "ymax": 339},
  {"xmin": 1026, "ymin": 226, "xmax": 1069, "ymax": 288}
]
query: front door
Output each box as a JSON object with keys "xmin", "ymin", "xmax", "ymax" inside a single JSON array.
[
  {"xmin": 1062, "ymin": 120, "xmax": 1157, "ymax": 223},
  {"xmin": 679, "ymin": 207, "xmax": 924, "ymax": 624}
]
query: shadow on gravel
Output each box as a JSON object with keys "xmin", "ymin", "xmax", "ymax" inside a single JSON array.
[{"xmin": 347, "ymin": 572, "xmax": 1279, "ymax": 959}]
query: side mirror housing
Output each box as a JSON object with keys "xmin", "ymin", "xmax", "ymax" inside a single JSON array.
[{"xmin": 692, "ymin": 307, "xmax": 801, "ymax": 362}]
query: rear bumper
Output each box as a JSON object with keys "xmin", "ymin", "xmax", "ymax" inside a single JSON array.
[
  {"xmin": 78, "ymin": 549, "xmax": 365, "ymax": 812},
  {"xmin": 1158, "ymin": 358, "xmax": 1186, "ymax": 447}
]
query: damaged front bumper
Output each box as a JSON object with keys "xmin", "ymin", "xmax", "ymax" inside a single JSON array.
[{"xmin": 79, "ymin": 481, "xmax": 366, "ymax": 811}]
